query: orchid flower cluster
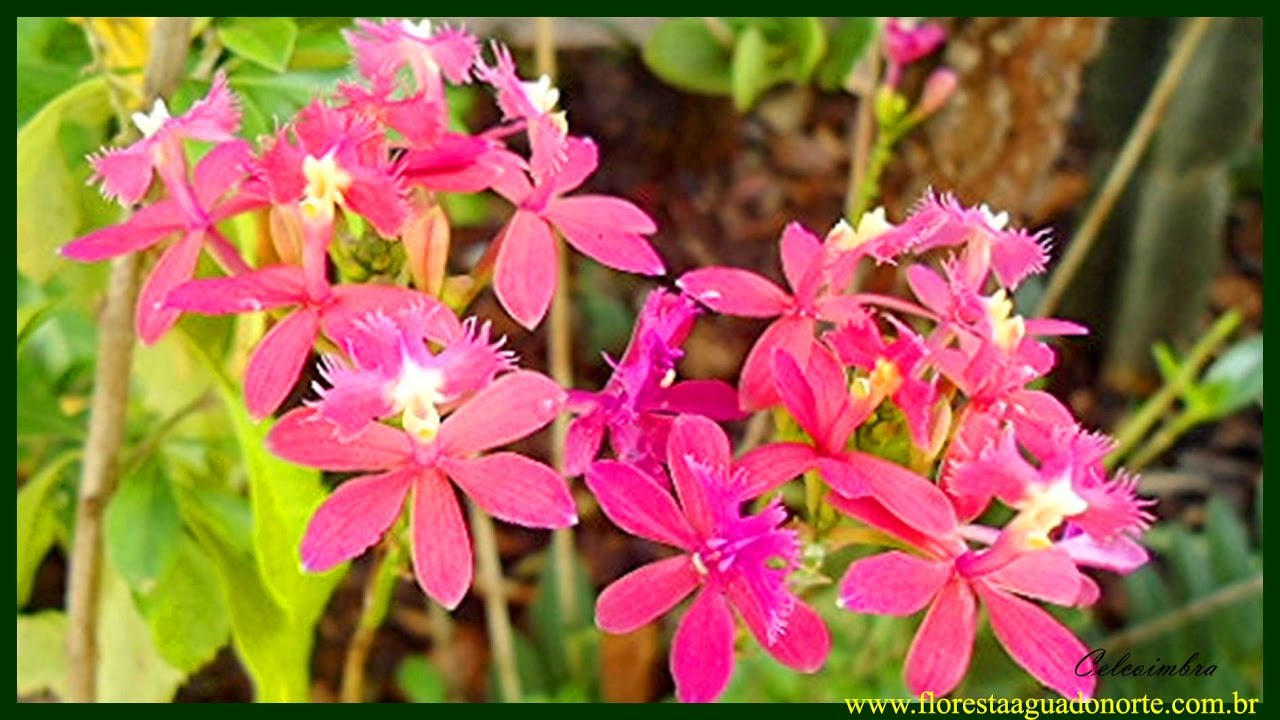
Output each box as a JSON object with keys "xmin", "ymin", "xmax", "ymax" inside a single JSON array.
[{"xmin": 64, "ymin": 18, "xmax": 1153, "ymax": 705}]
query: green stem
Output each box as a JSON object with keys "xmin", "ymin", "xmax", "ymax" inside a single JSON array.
[
  {"xmin": 1107, "ymin": 310, "xmax": 1241, "ymax": 469},
  {"xmin": 1125, "ymin": 409, "xmax": 1205, "ymax": 473},
  {"xmin": 340, "ymin": 541, "xmax": 405, "ymax": 703}
]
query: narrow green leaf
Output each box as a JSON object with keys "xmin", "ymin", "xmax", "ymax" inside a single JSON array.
[
  {"xmin": 1151, "ymin": 342, "xmax": 1182, "ymax": 384},
  {"xmin": 217, "ymin": 18, "xmax": 299, "ymax": 73},
  {"xmin": 730, "ymin": 26, "xmax": 770, "ymax": 112},
  {"xmin": 105, "ymin": 460, "xmax": 182, "ymax": 595},
  {"xmin": 643, "ymin": 18, "xmax": 734, "ymax": 96},
  {"xmin": 17, "ymin": 451, "xmax": 79, "ymax": 607},
  {"xmin": 16, "ymin": 76, "xmax": 112, "ymax": 283},
  {"xmin": 818, "ymin": 18, "xmax": 878, "ymax": 91}
]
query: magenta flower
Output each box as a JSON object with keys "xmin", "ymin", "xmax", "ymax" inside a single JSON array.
[
  {"xmin": 487, "ymin": 136, "xmax": 663, "ymax": 329},
  {"xmin": 678, "ymin": 222, "xmax": 846, "ymax": 410},
  {"xmin": 63, "ymin": 138, "xmax": 264, "ymax": 343},
  {"xmin": 268, "ymin": 369, "xmax": 575, "ymax": 608},
  {"xmin": 565, "ymin": 289, "xmax": 741, "ymax": 477},
  {"xmin": 882, "ymin": 18, "xmax": 947, "ymax": 87},
  {"xmin": 166, "ymin": 264, "xmax": 454, "ymax": 419},
  {"xmin": 736, "ymin": 343, "xmax": 957, "ymax": 539},
  {"xmin": 313, "ymin": 305, "xmax": 515, "ymax": 438},
  {"xmin": 587, "ymin": 415, "xmax": 831, "ymax": 703},
  {"xmin": 833, "ymin": 487, "xmax": 1099, "ymax": 700}
]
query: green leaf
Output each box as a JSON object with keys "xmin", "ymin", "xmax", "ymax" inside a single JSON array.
[
  {"xmin": 772, "ymin": 17, "xmax": 827, "ymax": 83},
  {"xmin": 218, "ymin": 18, "xmax": 299, "ymax": 72},
  {"xmin": 1151, "ymin": 341, "xmax": 1182, "ymax": 384},
  {"xmin": 643, "ymin": 18, "xmax": 733, "ymax": 96},
  {"xmin": 16, "ymin": 76, "xmax": 113, "ymax": 283},
  {"xmin": 396, "ymin": 656, "xmax": 447, "ymax": 703},
  {"xmin": 291, "ymin": 20, "xmax": 353, "ymax": 70},
  {"xmin": 105, "ymin": 460, "xmax": 183, "ymax": 595},
  {"xmin": 138, "ymin": 533, "xmax": 231, "ymax": 674},
  {"xmin": 229, "ymin": 68, "xmax": 349, "ymax": 138},
  {"xmin": 529, "ymin": 548, "xmax": 598, "ymax": 694},
  {"xmin": 181, "ymin": 485, "xmax": 308, "ymax": 701},
  {"xmin": 181, "ymin": 329, "xmax": 346, "ymax": 700},
  {"xmin": 730, "ymin": 26, "xmax": 770, "ymax": 112},
  {"xmin": 17, "ymin": 611, "xmax": 68, "ymax": 698},
  {"xmin": 97, "ymin": 563, "xmax": 185, "ymax": 702},
  {"xmin": 17, "ymin": 451, "xmax": 79, "ymax": 607},
  {"xmin": 818, "ymin": 18, "xmax": 878, "ymax": 91},
  {"xmin": 1201, "ymin": 334, "xmax": 1263, "ymax": 415}
]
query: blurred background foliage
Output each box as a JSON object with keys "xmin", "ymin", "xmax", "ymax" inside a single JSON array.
[{"xmin": 16, "ymin": 17, "xmax": 1262, "ymax": 703}]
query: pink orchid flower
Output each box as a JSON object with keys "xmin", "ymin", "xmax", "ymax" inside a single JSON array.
[
  {"xmin": 882, "ymin": 18, "xmax": 947, "ymax": 88},
  {"xmin": 62, "ymin": 138, "xmax": 264, "ymax": 343},
  {"xmin": 825, "ymin": 311, "xmax": 940, "ymax": 451},
  {"xmin": 166, "ymin": 264, "xmax": 454, "ymax": 419},
  {"xmin": 87, "ymin": 71, "xmax": 240, "ymax": 207},
  {"xmin": 268, "ymin": 370, "xmax": 575, "ymax": 608},
  {"xmin": 587, "ymin": 414, "xmax": 831, "ymax": 703},
  {"xmin": 678, "ymin": 222, "xmax": 849, "ymax": 411},
  {"xmin": 345, "ymin": 19, "xmax": 479, "ymax": 102},
  {"xmin": 948, "ymin": 425, "xmax": 1154, "ymax": 547},
  {"xmin": 486, "ymin": 136, "xmax": 664, "ymax": 329},
  {"xmin": 834, "ymin": 487, "xmax": 1099, "ymax": 700},
  {"xmin": 735, "ymin": 343, "xmax": 957, "ymax": 539},
  {"xmin": 255, "ymin": 101, "xmax": 410, "ymax": 240},
  {"xmin": 314, "ymin": 305, "xmax": 515, "ymax": 438},
  {"xmin": 475, "ymin": 41, "xmax": 570, "ymax": 183},
  {"xmin": 565, "ymin": 289, "xmax": 741, "ymax": 477},
  {"xmin": 884, "ymin": 192, "xmax": 1051, "ymax": 290}
]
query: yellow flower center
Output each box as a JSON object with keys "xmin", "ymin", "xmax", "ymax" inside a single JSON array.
[{"xmin": 301, "ymin": 151, "xmax": 352, "ymax": 223}]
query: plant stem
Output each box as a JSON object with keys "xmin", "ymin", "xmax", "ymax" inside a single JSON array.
[
  {"xmin": 845, "ymin": 37, "xmax": 882, "ymax": 221},
  {"xmin": 470, "ymin": 502, "xmax": 522, "ymax": 701},
  {"xmin": 65, "ymin": 17, "xmax": 192, "ymax": 703},
  {"xmin": 1100, "ymin": 574, "xmax": 1262, "ymax": 654},
  {"xmin": 428, "ymin": 599, "xmax": 459, "ymax": 701},
  {"xmin": 1126, "ymin": 409, "xmax": 1204, "ymax": 473},
  {"xmin": 340, "ymin": 541, "xmax": 405, "ymax": 703},
  {"xmin": 1036, "ymin": 17, "xmax": 1215, "ymax": 318},
  {"xmin": 536, "ymin": 15, "xmax": 584, "ymax": 678},
  {"xmin": 1107, "ymin": 309, "xmax": 1240, "ymax": 469}
]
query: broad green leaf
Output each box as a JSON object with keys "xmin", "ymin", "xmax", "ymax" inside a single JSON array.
[
  {"xmin": 138, "ymin": 534, "xmax": 232, "ymax": 674},
  {"xmin": 291, "ymin": 20, "xmax": 353, "ymax": 70},
  {"xmin": 1201, "ymin": 334, "xmax": 1263, "ymax": 415},
  {"xmin": 643, "ymin": 18, "xmax": 733, "ymax": 96},
  {"xmin": 181, "ymin": 484, "xmax": 310, "ymax": 701},
  {"xmin": 396, "ymin": 656, "xmax": 448, "ymax": 703},
  {"xmin": 229, "ymin": 68, "xmax": 349, "ymax": 138},
  {"xmin": 105, "ymin": 461, "xmax": 183, "ymax": 595},
  {"xmin": 773, "ymin": 17, "xmax": 827, "ymax": 82},
  {"xmin": 17, "ymin": 611, "xmax": 68, "ymax": 698},
  {"xmin": 16, "ymin": 76, "xmax": 113, "ymax": 283},
  {"xmin": 1204, "ymin": 497, "xmax": 1262, "ymax": 651},
  {"xmin": 818, "ymin": 17, "xmax": 878, "ymax": 91},
  {"xmin": 182, "ymin": 330, "xmax": 345, "ymax": 700},
  {"xmin": 730, "ymin": 26, "xmax": 770, "ymax": 112},
  {"xmin": 17, "ymin": 451, "xmax": 79, "ymax": 607},
  {"xmin": 218, "ymin": 18, "xmax": 299, "ymax": 72},
  {"xmin": 133, "ymin": 330, "xmax": 216, "ymax": 420},
  {"xmin": 97, "ymin": 563, "xmax": 185, "ymax": 702}
]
